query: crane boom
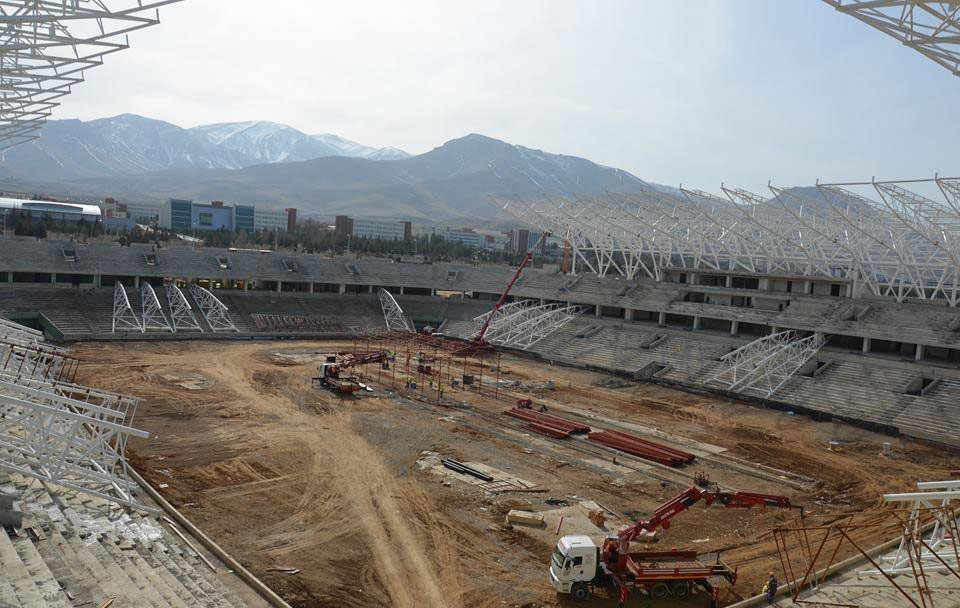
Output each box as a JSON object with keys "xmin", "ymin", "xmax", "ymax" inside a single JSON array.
[
  {"xmin": 617, "ymin": 487, "xmax": 797, "ymax": 543},
  {"xmin": 474, "ymin": 231, "xmax": 549, "ymax": 344}
]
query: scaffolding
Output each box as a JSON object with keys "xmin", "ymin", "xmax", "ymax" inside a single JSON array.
[
  {"xmin": 471, "ymin": 300, "xmax": 586, "ymax": 350},
  {"xmin": 823, "ymin": 1, "xmax": 960, "ymax": 77},
  {"xmin": 111, "ymin": 283, "xmax": 142, "ymax": 333},
  {"xmin": 0, "ymin": 316, "xmax": 152, "ymax": 511},
  {"xmin": 0, "ymin": 1, "xmax": 182, "ymax": 150},
  {"xmin": 189, "ymin": 284, "xmax": 238, "ymax": 332},
  {"xmin": 496, "ymin": 176, "xmax": 960, "ymax": 306},
  {"xmin": 164, "ymin": 283, "xmax": 203, "ymax": 332},
  {"xmin": 378, "ymin": 288, "xmax": 414, "ymax": 333},
  {"xmin": 707, "ymin": 330, "xmax": 826, "ymax": 398},
  {"xmin": 140, "ymin": 283, "xmax": 173, "ymax": 332}
]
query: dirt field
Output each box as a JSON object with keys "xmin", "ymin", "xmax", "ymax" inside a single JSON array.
[{"xmin": 72, "ymin": 340, "xmax": 958, "ymax": 608}]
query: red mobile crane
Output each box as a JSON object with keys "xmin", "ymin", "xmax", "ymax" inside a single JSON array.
[
  {"xmin": 456, "ymin": 231, "xmax": 550, "ymax": 355},
  {"xmin": 549, "ymin": 486, "xmax": 798, "ymax": 605},
  {"xmin": 313, "ymin": 350, "xmax": 388, "ymax": 393}
]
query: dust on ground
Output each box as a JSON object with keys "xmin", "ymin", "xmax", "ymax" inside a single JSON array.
[{"xmin": 71, "ymin": 340, "xmax": 958, "ymax": 608}]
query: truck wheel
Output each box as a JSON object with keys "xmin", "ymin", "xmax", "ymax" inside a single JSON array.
[
  {"xmin": 671, "ymin": 581, "xmax": 691, "ymax": 598},
  {"xmin": 649, "ymin": 583, "xmax": 669, "ymax": 599},
  {"xmin": 571, "ymin": 582, "xmax": 590, "ymax": 601}
]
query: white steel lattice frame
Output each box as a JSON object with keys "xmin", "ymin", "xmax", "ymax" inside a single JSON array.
[
  {"xmin": 0, "ymin": 1, "xmax": 182, "ymax": 150},
  {"xmin": 164, "ymin": 283, "xmax": 203, "ymax": 332},
  {"xmin": 707, "ymin": 330, "xmax": 826, "ymax": 398},
  {"xmin": 472, "ymin": 300, "xmax": 586, "ymax": 350},
  {"xmin": 868, "ymin": 480, "xmax": 960, "ymax": 574},
  {"xmin": 189, "ymin": 284, "xmax": 238, "ymax": 332},
  {"xmin": 378, "ymin": 288, "xmax": 413, "ymax": 333},
  {"xmin": 112, "ymin": 282, "xmax": 141, "ymax": 333},
  {"xmin": 496, "ymin": 176, "xmax": 960, "ymax": 306},
  {"xmin": 824, "ymin": 1, "xmax": 960, "ymax": 77},
  {"xmin": 140, "ymin": 282, "xmax": 172, "ymax": 332},
  {"xmin": 0, "ymin": 317, "xmax": 152, "ymax": 511}
]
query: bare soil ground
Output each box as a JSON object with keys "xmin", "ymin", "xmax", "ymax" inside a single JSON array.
[{"xmin": 71, "ymin": 340, "xmax": 958, "ymax": 608}]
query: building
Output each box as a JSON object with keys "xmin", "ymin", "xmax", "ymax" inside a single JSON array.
[
  {"xmin": 124, "ymin": 201, "xmax": 162, "ymax": 224},
  {"xmin": 443, "ymin": 228, "xmax": 480, "ymax": 248},
  {"xmin": 507, "ymin": 229, "xmax": 547, "ymax": 256},
  {"xmin": 160, "ymin": 199, "xmax": 297, "ymax": 233},
  {"xmin": 253, "ymin": 207, "xmax": 289, "ymax": 231},
  {"xmin": 335, "ymin": 215, "xmax": 412, "ymax": 241},
  {"xmin": 0, "ymin": 197, "xmax": 101, "ymax": 225}
]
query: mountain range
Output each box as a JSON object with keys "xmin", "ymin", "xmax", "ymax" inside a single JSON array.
[{"xmin": 0, "ymin": 114, "xmax": 654, "ymax": 220}]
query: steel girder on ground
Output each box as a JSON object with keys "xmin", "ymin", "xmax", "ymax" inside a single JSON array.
[
  {"xmin": 0, "ymin": 316, "xmax": 152, "ymax": 511},
  {"xmin": 0, "ymin": 1, "xmax": 182, "ymax": 150},
  {"xmin": 189, "ymin": 284, "xmax": 238, "ymax": 332},
  {"xmin": 824, "ymin": 1, "xmax": 960, "ymax": 77},
  {"xmin": 707, "ymin": 330, "xmax": 826, "ymax": 398},
  {"xmin": 378, "ymin": 288, "xmax": 413, "ymax": 333},
  {"xmin": 496, "ymin": 176, "xmax": 960, "ymax": 306},
  {"xmin": 164, "ymin": 283, "xmax": 203, "ymax": 332},
  {"xmin": 472, "ymin": 300, "xmax": 586, "ymax": 350}
]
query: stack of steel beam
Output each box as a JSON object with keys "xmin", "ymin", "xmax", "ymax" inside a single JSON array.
[
  {"xmin": 587, "ymin": 429, "xmax": 695, "ymax": 467},
  {"xmin": 504, "ymin": 408, "xmax": 591, "ymax": 438}
]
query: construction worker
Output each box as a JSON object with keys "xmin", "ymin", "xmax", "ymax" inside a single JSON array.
[{"xmin": 763, "ymin": 572, "xmax": 778, "ymax": 604}]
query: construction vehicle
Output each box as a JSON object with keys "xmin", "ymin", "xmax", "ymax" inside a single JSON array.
[
  {"xmin": 312, "ymin": 351, "xmax": 387, "ymax": 394},
  {"xmin": 549, "ymin": 486, "xmax": 798, "ymax": 604}
]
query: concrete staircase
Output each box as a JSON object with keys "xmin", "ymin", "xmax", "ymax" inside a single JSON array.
[{"xmin": 0, "ymin": 472, "xmax": 250, "ymax": 608}]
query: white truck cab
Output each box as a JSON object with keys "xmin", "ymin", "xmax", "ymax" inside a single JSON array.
[{"xmin": 549, "ymin": 535, "xmax": 600, "ymax": 599}]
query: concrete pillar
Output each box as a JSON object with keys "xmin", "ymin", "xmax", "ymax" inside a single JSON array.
[
  {"xmin": 862, "ymin": 337, "xmax": 871, "ymax": 353},
  {"xmin": 50, "ymin": 273, "xmax": 56, "ymax": 283},
  {"xmin": 134, "ymin": 276, "xmax": 140, "ymax": 288},
  {"xmin": 94, "ymin": 274, "xmax": 101, "ymax": 287},
  {"xmin": 658, "ymin": 311, "xmax": 666, "ymax": 327},
  {"xmin": 399, "ymin": 286, "xmax": 405, "ymax": 295},
  {"xmin": 730, "ymin": 320, "xmax": 739, "ymax": 336},
  {"xmin": 339, "ymin": 283, "xmax": 346, "ymax": 295},
  {"xmin": 624, "ymin": 309, "xmax": 634, "ymax": 321},
  {"xmin": 308, "ymin": 282, "xmax": 314, "ymax": 294},
  {"xmin": 276, "ymin": 281, "xmax": 283, "ymax": 293},
  {"xmin": 689, "ymin": 273, "xmax": 698, "ymax": 286},
  {"xmin": 725, "ymin": 276, "xmax": 733, "ymax": 288},
  {"xmin": 692, "ymin": 316, "xmax": 701, "ymax": 330},
  {"xmin": 915, "ymin": 344, "xmax": 925, "ymax": 361},
  {"xmin": 803, "ymin": 281, "xmax": 812, "ymax": 295},
  {"xmin": 431, "ymin": 288, "xmax": 437, "ymax": 296},
  {"xmin": 243, "ymin": 280, "xmax": 249, "ymax": 291},
  {"xmin": 846, "ymin": 284, "xmax": 854, "ymax": 298},
  {"xmin": 770, "ymin": 325, "xmax": 778, "ymax": 334},
  {"xmin": 759, "ymin": 278, "xmax": 770, "ymax": 291},
  {"xmin": 540, "ymin": 298, "xmax": 546, "ymax": 306},
  {"xmin": 595, "ymin": 305, "xmax": 601, "ymax": 317}
]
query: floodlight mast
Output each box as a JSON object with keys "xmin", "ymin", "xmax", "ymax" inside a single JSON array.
[{"xmin": 474, "ymin": 231, "xmax": 550, "ymax": 345}]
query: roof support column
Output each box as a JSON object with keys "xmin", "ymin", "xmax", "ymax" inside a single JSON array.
[
  {"xmin": 658, "ymin": 311, "xmax": 666, "ymax": 327},
  {"xmin": 731, "ymin": 319, "xmax": 739, "ymax": 336},
  {"xmin": 863, "ymin": 337, "xmax": 871, "ymax": 353},
  {"xmin": 308, "ymin": 282, "xmax": 314, "ymax": 294},
  {"xmin": 725, "ymin": 275, "xmax": 733, "ymax": 288},
  {"xmin": 693, "ymin": 316, "xmax": 701, "ymax": 330},
  {"xmin": 50, "ymin": 273, "xmax": 56, "ymax": 283},
  {"xmin": 339, "ymin": 284, "xmax": 346, "ymax": 295},
  {"xmin": 915, "ymin": 344, "xmax": 925, "ymax": 361},
  {"xmin": 595, "ymin": 305, "xmax": 601, "ymax": 317},
  {"xmin": 624, "ymin": 308, "xmax": 633, "ymax": 321},
  {"xmin": 276, "ymin": 281, "xmax": 282, "ymax": 293}
]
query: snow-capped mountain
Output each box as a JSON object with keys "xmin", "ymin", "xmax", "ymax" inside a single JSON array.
[{"xmin": 0, "ymin": 114, "xmax": 410, "ymax": 181}]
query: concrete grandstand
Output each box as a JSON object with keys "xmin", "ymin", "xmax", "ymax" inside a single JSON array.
[{"xmin": 1, "ymin": 236, "xmax": 959, "ymax": 450}]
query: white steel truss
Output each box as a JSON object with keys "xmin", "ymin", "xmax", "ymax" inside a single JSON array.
[
  {"xmin": 164, "ymin": 283, "xmax": 203, "ymax": 332},
  {"xmin": 111, "ymin": 282, "xmax": 142, "ymax": 333},
  {"xmin": 0, "ymin": 317, "xmax": 152, "ymax": 512},
  {"xmin": 707, "ymin": 330, "xmax": 826, "ymax": 398},
  {"xmin": 378, "ymin": 288, "xmax": 413, "ymax": 333},
  {"xmin": 140, "ymin": 282, "xmax": 172, "ymax": 332},
  {"xmin": 0, "ymin": 1, "xmax": 182, "ymax": 150},
  {"xmin": 497, "ymin": 176, "xmax": 960, "ymax": 306},
  {"xmin": 824, "ymin": 1, "xmax": 960, "ymax": 77},
  {"xmin": 472, "ymin": 300, "xmax": 586, "ymax": 350},
  {"xmin": 869, "ymin": 480, "xmax": 960, "ymax": 575},
  {"xmin": 189, "ymin": 284, "xmax": 238, "ymax": 332}
]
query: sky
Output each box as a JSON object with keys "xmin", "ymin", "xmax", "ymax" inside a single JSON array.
[{"xmin": 61, "ymin": 0, "xmax": 959, "ymax": 194}]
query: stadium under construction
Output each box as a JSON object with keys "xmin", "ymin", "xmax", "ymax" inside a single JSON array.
[{"xmin": 1, "ymin": 1, "xmax": 959, "ymax": 608}]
